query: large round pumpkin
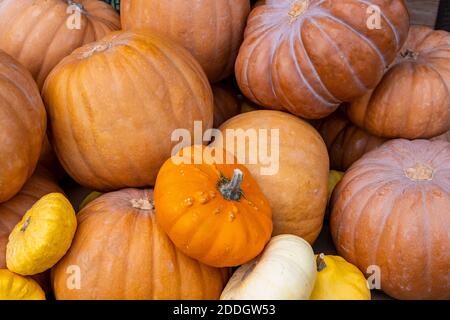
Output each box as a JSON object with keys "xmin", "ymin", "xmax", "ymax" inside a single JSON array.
[
  {"xmin": 0, "ymin": 50, "xmax": 47, "ymax": 203},
  {"xmin": 52, "ymin": 189, "xmax": 229, "ymax": 300},
  {"xmin": 346, "ymin": 26, "xmax": 450, "ymax": 139},
  {"xmin": 218, "ymin": 110, "xmax": 329, "ymax": 243},
  {"xmin": 121, "ymin": 0, "xmax": 251, "ymax": 83},
  {"xmin": 0, "ymin": 0, "xmax": 120, "ymax": 89},
  {"xmin": 42, "ymin": 30, "xmax": 214, "ymax": 190},
  {"xmin": 213, "ymin": 83, "xmax": 240, "ymax": 128},
  {"xmin": 235, "ymin": 0, "xmax": 410, "ymax": 119},
  {"xmin": 331, "ymin": 139, "xmax": 450, "ymax": 300},
  {"xmin": 315, "ymin": 110, "xmax": 387, "ymax": 171},
  {"xmin": 0, "ymin": 167, "xmax": 63, "ymax": 292}
]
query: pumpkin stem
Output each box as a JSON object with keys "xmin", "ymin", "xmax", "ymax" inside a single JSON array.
[
  {"xmin": 218, "ymin": 169, "xmax": 244, "ymax": 201},
  {"xmin": 404, "ymin": 163, "xmax": 434, "ymax": 181},
  {"xmin": 288, "ymin": 0, "xmax": 310, "ymax": 22},
  {"xmin": 66, "ymin": 0, "xmax": 85, "ymax": 12},
  {"xmin": 400, "ymin": 49, "xmax": 419, "ymax": 60},
  {"xmin": 130, "ymin": 199, "xmax": 154, "ymax": 211},
  {"xmin": 316, "ymin": 253, "xmax": 327, "ymax": 272}
]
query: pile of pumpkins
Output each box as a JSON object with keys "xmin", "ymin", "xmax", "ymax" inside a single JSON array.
[{"xmin": 0, "ymin": 0, "xmax": 448, "ymax": 301}]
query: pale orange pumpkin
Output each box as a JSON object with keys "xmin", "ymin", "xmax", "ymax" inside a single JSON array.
[
  {"xmin": 0, "ymin": 50, "xmax": 47, "ymax": 203},
  {"xmin": 52, "ymin": 189, "xmax": 230, "ymax": 300},
  {"xmin": 121, "ymin": 0, "xmax": 251, "ymax": 83},
  {"xmin": 42, "ymin": 30, "xmax": 214, "ymax": 190},
  {"xmin": 0, "ymin": 0, "xmax": 120, "ymax": 89}
]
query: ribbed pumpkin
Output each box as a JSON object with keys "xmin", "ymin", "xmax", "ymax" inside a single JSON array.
[
  {"xmin": 213, "ymin": 83, "xmax": 240, "ymax": 128},
  {"xmin": 0, "ymin": 0, "xmax": 120, "ymax": 89},
  {"xmin": 43, "ymin": 30, "xmax": 214, "ymax": 190},
  {"xmin": 218, "ymin": 110, "xmax": 329, "ymax": 243},
  {"xmin": 0, "ymin": 50, "xmax": 47, "ymax": 203},
  {"xmin": 431, "ymin": 130, "xmax": 449, "ymax": 142},
  {"xmin": 0, "ymin": 167, "xmax": 63, "ymax": 292},
  {"xmin": 347, "ymin": 26, "xmax": 450, "ymax": 139},
  {"xmin": 52, "ymin": 189, "xmax": 229, "ymax": 300},
  {"xmin": 331, "ymin": 139, "xmax": 450, "ymax": 300},
  {"xmin": 315, "ymin": 110, "xmax": 387, "ymax": 171},
  {"xmin": 236, "ymin": 0, "xmax": 410, "ymax": 119},
  {"xmin": 121, "ymin": 0, "xmax": 251, "ymax": 82}
]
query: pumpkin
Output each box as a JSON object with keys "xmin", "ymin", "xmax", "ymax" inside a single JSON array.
[
  {"xmin": 217, "ymin": 110, "xmax": 329, "ymax": 244},
  {"xmin": 154, "ymin": 146, "xmax": 272, "ymax": 268},
  {"xmin": 0, "ymin": 0, "xmax": 120, "ymax": 89},
  {"xmin": 79, "ymin": 191, "xmax": 103, "ymax": 210},
  {"xmin": 235, "ymin": 0, "xmax": 410, "ymax": 119},
  {"xmin": 121, "ymin": 0, "xmax": 251, "ymax": 83},
  {"xmin": 7, "ymin": 193, "xmax": 76, "ymax": 276},
  {"xmin": 52, "ymin": 188, "xmax": 230, "ymax": 300},
  {"xmin": 38, "ymin": 136, "xmax": 66, "ymax": 180},
  {"xmin": 431, "ymin": 130, "xmax": 450, "ymax": 142},
  {"xmin": 220, "ymin": 235, "xmax": 316, "ymax": 300},
  {"xmin": 331, "ymin": 139, "xmax": 450, "ymax": 300},
  {"xmin": 346, "ymin": 26, "xmax": 450, "ymax": 139},
  {"xmin": 315, "ymin": 110, "xmax": 387, "ymax": 171},
  {"xmin": 310, "ymin": 254, "xmax": 371, "ymax": 300},
  {"xmin": 213, "ymin": 84, "xmax": 241, "ymax": 128},
  {"xmin": 42, "ymin": 30, "xmax": 214, "ymax": 191},
  {"xmin": 0, "ymin": 269, "xmax": 45, "ymax": 300},
  {"xmin": 0, "ymin": 167, "xmax": 63, "ymax": 292},
  {"xmin": 0, "ymin": 50, "xmax": 47, "ymax": 203}
]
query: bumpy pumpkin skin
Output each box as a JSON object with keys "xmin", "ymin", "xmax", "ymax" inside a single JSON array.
[
  {"xmin": 0, "ymin": 0, "xmax": 120, "ymax": 89},
  {"xmin": 0, "ymin": 50, "xmax": 47, "ymax": 203},
  {"xmin": 0, "ymin": 269, "xmax": 45, "ymax": 300},
  {"xmin": 331, "ymin": 139, "xmax": 450, "ymax": 300},
  {"xmin": 236, "ymin": 0, "xmax": 410, "ymax": 119},
  {"xmin": 213, "ymin": 84, "xmax": 241, "ymax": 128},
  {"xmin": 155, "ymin": 146, "xmax": 273, "ymax": 268},
  {"xmin": 121, "ymin": 0, "xmax": 251, "ymax": 83},
  {"xmin": 0, "ymin": 167, "xmax": 63, "ymax": 292},
  {"xmin": 43, "ymin": 30, "xmax": 214, "ymax": 191},
  {"xmin": 315, "ymin": 110, "xmax": 387, "ymax": 171},
  {"xmin": 310, "ymin": 254, "xmax": 371, "ymax": 300},
  {"xmin": 347, "ymin": 26, "xmax": 450, "ymax": 139},
  {"xmin": 52, "ymin": 189, "xmax": 229, "ymax": 300},
  {"xmin": 218, "ymin": 111, "xmax": 329, "ymax": 244}
]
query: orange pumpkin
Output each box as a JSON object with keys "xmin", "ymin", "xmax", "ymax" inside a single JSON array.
[
  {"xmin": 331, "ymin": 139, "xmax": 450, "ymax": 300},
  {"xmin": 235, "ymin": 0, "xmax": 410, "ymax": 119},
  {"xmin": 218, "ymin": 111, "xmax": 329, "ymax": 244},
  {"xmin": 0, "ymin": 0, "xmax": 120, "ymax": 89},
  {"xmin": 0, "ymin": 50, "xmax": 47, "ymax": 203},
  {"xmin": 121, "ymin": 0, "xmax": 251, "ymax": 82},
  {"xmin": 154, "ymin": 146, "xmax": 272, "ymax": 268},
  {"xmin": 0, "ymin": 167, "xmax": 63, "ymax": 293},
  {"xmin": 38, "ymin": 136, "xmax": 66, "ymax": 180},
  {"xmin": 315, "ymin": 110, "xmax": 387, "ymax": 171},
  {"xmin": 347, "ymin": 26, "xmax": 450, "ymax": 139},
  {"xmin": 52, "ymin": 188, "xmax": 229, "ymax": 300},
  {"xmin": 431, "ymin": 130, "xmax": 449, "ymax": 142},
  {"xmin": 213, "ymin": 83, "xmax": 241, "ymax": 128},
  {"xmin": 43, "ymin": 30, "xmax": 213, "ymax": 190}
]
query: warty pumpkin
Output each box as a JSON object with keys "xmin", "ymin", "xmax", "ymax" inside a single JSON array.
[
  {"xmin": 315, "ymin": 110, "xmax": 387, "ymax": 171},
  {"xmin": 154, "ymin": 146, "xmax": 273, "ymax": 268},
  {"xmin": 0, "ymin": 269, "xmax": 45, "ymax": 300},
  {"xmin": 0, "ymin": 167, "xmax": 63, "ymax": 292},
  {"xmin": 52, "ymin": 188, "xmax": 230, "ymax": 300},
  {"xmin": 121, "ymin": 0, "xmax": 251, "ymax": 83},
  {"xmin": 213, "ymin": 83, "xmax": 241, "ymax": 128},
  {"xmin": 347, "ymin": 26, "xmax": 450, "ymax": 139},
  {"xmin": 217, "ymin": 110, "xmax": 329, "ymax": 244},
  {"xmin": 42, "ymin": 30, "xmax": 214, "ymax": 190},
  {"xmin": 331, "ymin": 139, "xmax": 450, "ymax": 300},
  {"xmin": 220, "ymin": 235, "xmax": 317, "ymax": 300},
  {"xmin": 0, "ymin": 50, "xmax": 47, "ymax": 203},
  {"xmin": 235, "ymin": 0, "xmax": 410, "ymax": 119},
  {"xmin": 0, "ymin": 0, "xmax": 120, "ymax": 89}
]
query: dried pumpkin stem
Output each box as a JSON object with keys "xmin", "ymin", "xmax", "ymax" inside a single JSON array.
[
  {"xmin": 219, "ymin": 169, "xmax": 244, "ymax": 201},
  {"xmin": 66, "ymin": 0, "xmax": 85, "ymax": 12},
  {"xmin": 400, "ymin": 49, "xmax": 419, "ymax": 60},
  {"xmin": 316, "ymin": 253, "xmax": 327, "ymax": 272}
]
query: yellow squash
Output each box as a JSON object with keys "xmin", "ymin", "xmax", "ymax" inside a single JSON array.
[
  {"xmin": 6, "ymin": 193, "xmax": 77, "ymax": 275},
  {"xmin": 0, "ymin": 269, "xmax": 45, "ymax": 300},
  {"xmin": 310, "ymin": 254, "xmax": 371, "ymax": 300},
  {"xmin": 327, "ymin": 171, "xmax": 344, "ymax": 202}
]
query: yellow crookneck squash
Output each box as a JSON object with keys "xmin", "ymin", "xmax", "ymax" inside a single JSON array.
[
  {"xmin": 154, "ymin": 146, "xmax": 273, "ymax": 268},
  {"xmin": 310, "ymin": 254, "xmax": 371, "ymax": 300},
  {"xmin": 6, "ymin": 193, "xmax": 77, "ymax": 275},
  {"xmin": 0, "ymin": 269, "xmax": 45, "ymax": 300}
]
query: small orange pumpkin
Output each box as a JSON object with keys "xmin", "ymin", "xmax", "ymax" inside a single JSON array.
[{"xmin": 154, "ymin": 146, "xmax": 273, "ymax": 268}]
